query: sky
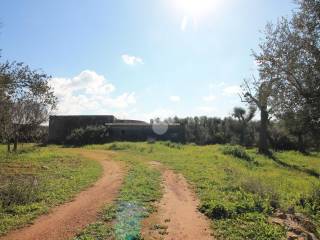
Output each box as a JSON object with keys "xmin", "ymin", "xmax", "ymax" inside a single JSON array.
[{"xmin": 0, "ymin": 0, "xmax": 296, "ymax": 121}]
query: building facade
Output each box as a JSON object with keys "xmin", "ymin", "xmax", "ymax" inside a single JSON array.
[{"xmin": 48, "ymin": 115, "xmax": 185, "ymax": 144}]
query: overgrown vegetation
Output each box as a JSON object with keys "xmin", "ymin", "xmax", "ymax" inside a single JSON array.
[
  {"xmin": 65, "ymin": 125, "xmax": 109, "ymax": 146},
  {"xmin": 221, "ymin": 145, "xmax": 255, "ymax": 163},
  {"xmin": 0, "ymin": 145, "xmax": 102, "ymax": 235},
  {"xmin": 87, "ymin": 142, "xmax": 320, "ymax": 239}
]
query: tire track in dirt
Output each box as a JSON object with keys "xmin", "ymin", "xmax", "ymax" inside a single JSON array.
[
  {"xmin": 142, "ymin": 162, "xmax": 214, "ymax": 240},
  {"xmin": 0, "ymin": 149, "xmax": 124, "ymax": 240}
]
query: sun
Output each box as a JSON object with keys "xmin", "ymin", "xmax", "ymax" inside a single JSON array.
[{"xmin": 172, "ymin": 0, "xmax": 217, "ymax": 19}]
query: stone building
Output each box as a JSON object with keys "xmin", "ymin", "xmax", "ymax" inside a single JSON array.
[{"xmin": 48, "ymin": 115, "xmax": 185, "ymax": 144}]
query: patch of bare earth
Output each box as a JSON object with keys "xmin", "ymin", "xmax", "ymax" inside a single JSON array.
[
  {"xmin": 0, "ymin": 149, "xmax": 124, "ymax": 240},
  {"xmin": 142, "ymin": 162, "xmax": 214, "ymax": 240},
  {"xmin": 269, "ymin": 211, "xmax": 319, "ymax": 240}
]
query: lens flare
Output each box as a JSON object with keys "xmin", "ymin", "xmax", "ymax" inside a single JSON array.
[{"xmin": 172, "ymin": 0, "xmax": 217, "ymax": 19}]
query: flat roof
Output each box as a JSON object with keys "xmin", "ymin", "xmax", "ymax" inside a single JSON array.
[{"xmin": 104, "ymin": 123, "xmax": 181, "ymax": 126}]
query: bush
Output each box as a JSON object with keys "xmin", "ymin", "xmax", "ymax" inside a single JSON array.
[
  {"xmin": 222, "ymin": 145, "xmax": 254, "ymax": 162},
  {"xmin": 108, "ymin": 143, "xmax": 131, "ymax": 151},
  {"xmin": 65, "ymin": 125, "xmax": 108, "ymax": 146},
  {"xmin": 240, "ymin": 178, "xmax": 280, "ymax": 211},
  {"xmin": 300, "ymin": 187, "xmax": 320, "ymax": 215},
  {"xmin": 0, "ymin": 175, "xmax": 40, "ymax": 207},
  {"xmin": 160, "ymin": 141, "xmax": 183, "ymax": 149}
]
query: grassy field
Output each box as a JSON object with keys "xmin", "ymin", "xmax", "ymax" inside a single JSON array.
[
  {"xmin": 1, "ymin": 143, "xmax": 319, "ymax": 239},
  {"xmin": 84, "ymin": 142, "xmax": 320, "ymax": 240},
  {"xmin": 0, "ymin": 145, "xmax": 102, "ymax": 236}
]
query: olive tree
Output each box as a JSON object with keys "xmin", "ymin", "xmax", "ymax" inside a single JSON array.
[
  {"xmin": 0, "ymin": 61, "xmax": 57, "ymax": 151},
  {"xmin": 254, "ymin": 0, "xmax": 320, "ymax": 145}
]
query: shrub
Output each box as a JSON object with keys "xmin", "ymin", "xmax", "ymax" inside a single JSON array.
[
  {"xmin": 240, "ymin": 178, "xmax": 280, "ymax": 211},
  {"xmin": 160, "ymin": 141, "xmax": 183, "ymax": 149},
  {"xmin": 65, "ymin": 125, "xmax": 108, "ymax": 146},
  {"xmin": 222, "ymin": 145, "xmax": 254, "ymax": 162},
  {"xmin": 108, "ymin": 143, "xmax": 131, "ymax": 151},
  {"xmin": 199, "ymin": 203, "xmax": 231, "ymax": 219},
  {"xmin": 0, "ymin": 175, "xmax": 40, "ymax": 207},
  {"xmin": 300, "ymin": 187, "xmax": 320, "ymax": 215}
]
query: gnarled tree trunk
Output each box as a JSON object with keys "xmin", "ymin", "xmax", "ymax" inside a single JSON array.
[{"xmin": 259, "ymin": 106, "xmax": 269, "ymax": 155}]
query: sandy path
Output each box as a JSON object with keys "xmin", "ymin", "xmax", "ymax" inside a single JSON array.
[
  {"xmin": 1, "ymin": 149, "xmax": 124, "ymax": 240},
  {"xmin": 142, "ymin": 163, "xmax": 213, "ymax": 240}
]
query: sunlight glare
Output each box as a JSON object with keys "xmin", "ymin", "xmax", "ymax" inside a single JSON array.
[{"xmin": 172, "ymin": 0, "xmax": 217, "ymax": 19}]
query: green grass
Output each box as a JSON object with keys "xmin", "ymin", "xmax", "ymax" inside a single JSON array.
[
  {"xmin": 275, "ymin": 151, "xmax": 320, "ymax": 176},
  {"xmin": 85, "ymin": 142, "xmax": 320, "ymax": 239},
  {"xmin": 0, "ymin": 144, "xmax": 102, "ymax": 236},
  {"xmin": 74, "ymin": 149, "xmax": 162, "ymax": 240}
]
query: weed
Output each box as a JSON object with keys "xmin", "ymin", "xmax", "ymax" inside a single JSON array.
[
  {"xmin": 221, "ymin": 145, "xmax": 255, "ymax": 162},
  {"xmin": 0, "ymin": 175, "xmax": 40, "ymax": 207},
  {"xmin": 74, "ymin": 222, "xmax": 113, "ymax": 240}
]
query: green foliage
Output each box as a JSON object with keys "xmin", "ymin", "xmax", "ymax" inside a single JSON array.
[
  {"xmin": 74, "ymin": 222, "xmax": 113, "ymax": 240},
  {"xmin": 214, "ymin": 213, "xmax": 285, "ymax": 240},
  {"xmin": 160, "ymin": 141, "xmax": 183, "ymax": 149},
  {"xmin": 108, "ymin": 143, "xmax": 132, "ymax": 151},
  {"xmin": 66, "ymin": 125, "xmax": 108, "ymax": 146},
  {"xmin": 299, "ymin": 186, "xmax": 320, "ymax": 224},
  {"xmin": 275, "ymin": 151, "xmax": 320, "ymax": 176},
  {"xmin": 0, "ymin": 145, "xmax": 102, "ymax": 235},
  {"xmin": 221, "ymin": 145, "xmax": 255, "ymax": 163},
  {"xmin": 0, "ymin": 61, "xmax": 57, "ymax": 151}
]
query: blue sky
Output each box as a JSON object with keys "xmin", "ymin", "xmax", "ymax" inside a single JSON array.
[{"xmin": 0, "ymin": 0, "xmax": 295, "ymax": 121}]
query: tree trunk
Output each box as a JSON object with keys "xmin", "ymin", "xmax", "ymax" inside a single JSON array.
[
  {"xmin": 7, "ymin": 142, "xmax": 11, "ymax": 152},
  {"xmin": 240, "ymin": 127, "xmax": 245, "ymax": 146},
  {"xmin": 298, "ymin": 134, "xmax": 306, "ymax": 153},
  {"xmin": 13, "ymin": 135, "xmax": 18, "ymax": 152},
  {"xmin": 259, "ymin": 106, "xmax": 269, "ymax": 155}
]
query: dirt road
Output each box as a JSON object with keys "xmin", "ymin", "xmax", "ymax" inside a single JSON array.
[
  {"xmin": 1, "ymin": 149, "xmax": 124, "ymax": 240},
  {"xmin": 143, "ymin": 162, "xmax": 213, "ymax": 240}
]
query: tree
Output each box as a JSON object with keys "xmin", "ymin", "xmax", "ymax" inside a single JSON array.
[
  {"xmin": 241, "ymin": 77, "xmax": 274, "ymax": 155},
  {"xmin": 0, "ymin": 61, "xmax": 57, "ymax": 151},
  {"xmin": 232, "ymin": 106, "xmax": 256, "ymax": 146},
  {"xmin": 281, "ymin": 109, "xmax": 310, "ymax": 153},
  {"xmin": 254, "ymin": 0, "xmax": 320, "ymax": 143},
  {"xmin": 242, "ymin": 0, "xmax": 320, "ymax": 154}
]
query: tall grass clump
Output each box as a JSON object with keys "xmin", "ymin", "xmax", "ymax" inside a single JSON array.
[
  {"xmin": 222, "ymin": 145, "xmax": 254, "ymax": 162},
  {"xmin": 0, "ymin": 176, "xmax": 40, "ymax": 207}
]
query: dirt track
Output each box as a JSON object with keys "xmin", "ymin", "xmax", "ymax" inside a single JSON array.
[
  {"xmin": 0, "ymin": 149, "xmax": 124, "ymax": 240},
  {"xmin": 143, "ymin": 162, "xmax": 213, "ymax": 240}
]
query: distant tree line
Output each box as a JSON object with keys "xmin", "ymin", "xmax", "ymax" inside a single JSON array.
[{"xmin": 163, "ymin": 109, "xmax": 319, "ymax": 152}]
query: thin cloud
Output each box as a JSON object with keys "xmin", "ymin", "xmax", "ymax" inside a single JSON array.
[
  {"xmin": 203, "ymin": 95, "xmax": 216, "ymax": 102},
  {"xmin": 169, "ymin": 96, "xmax": 181, "ymax": 102},
  {"xmin": 122, "ymin": 54, "xmax": 144, "ymax": 65}
]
